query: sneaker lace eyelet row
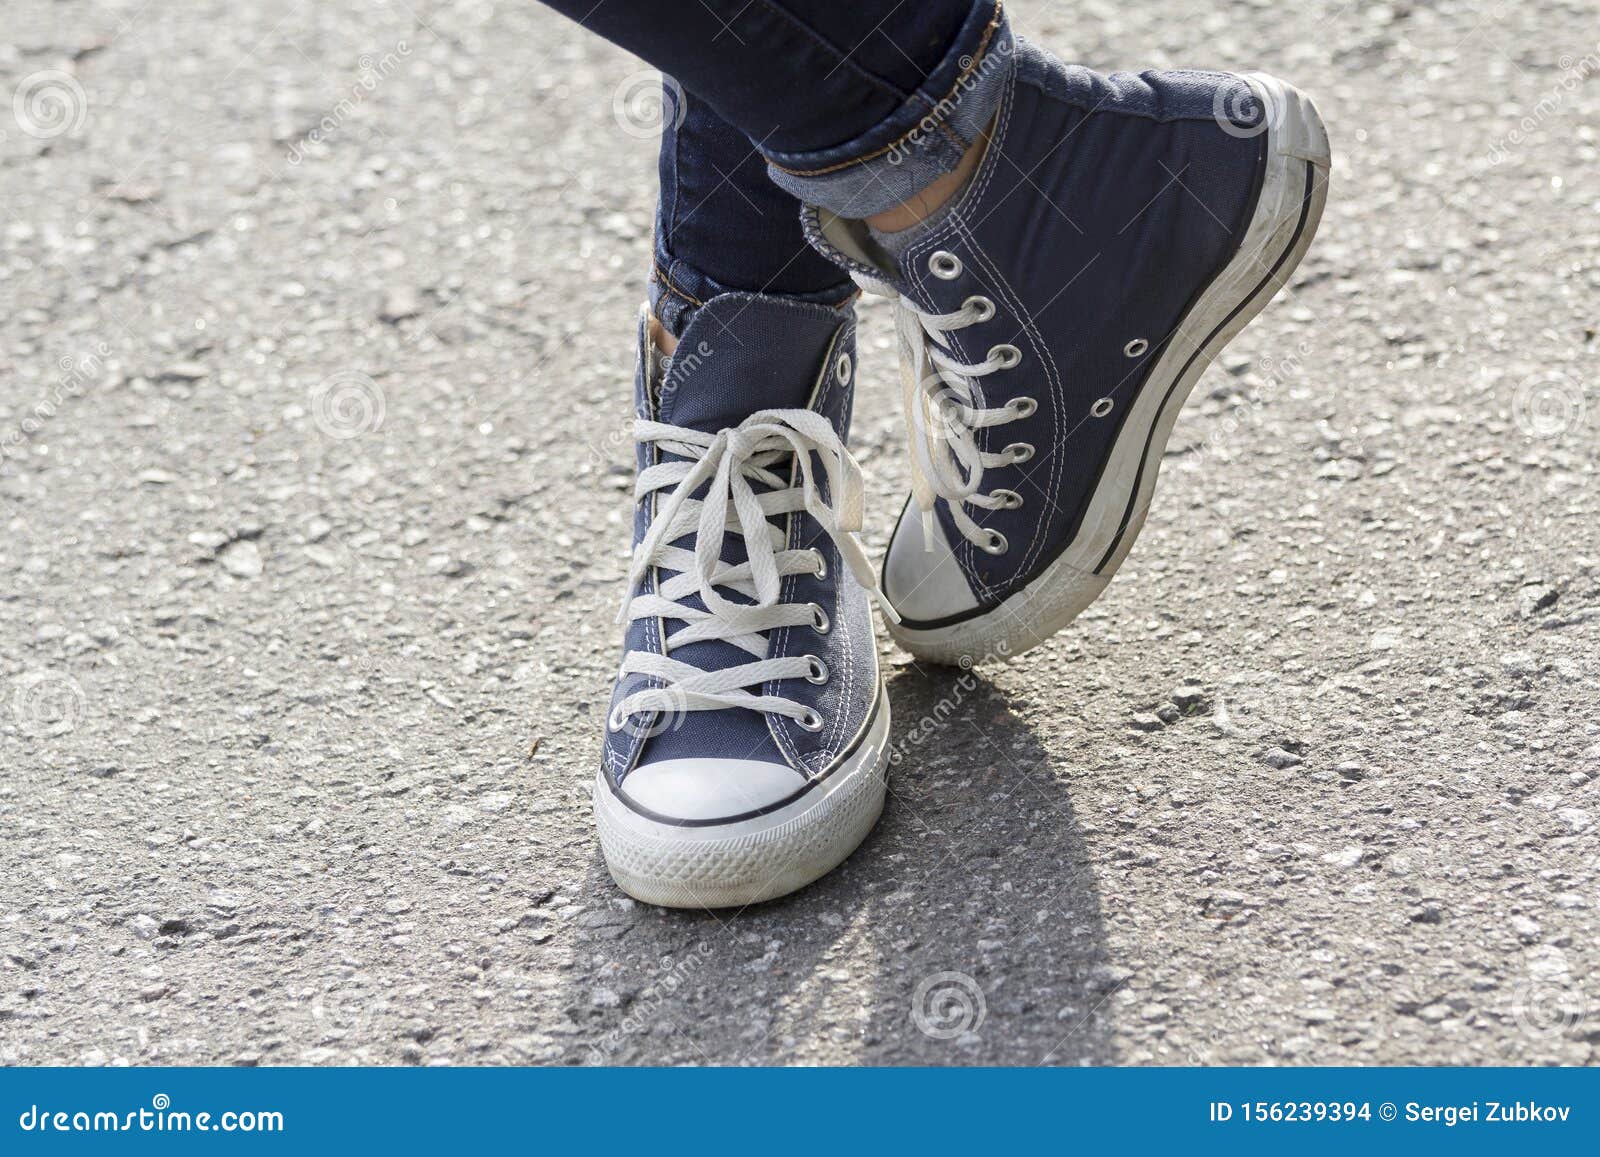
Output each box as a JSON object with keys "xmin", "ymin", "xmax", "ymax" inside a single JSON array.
[
  {"xmin": 882, "ymin": 277, "xmax": 1040, "ymax": 556},
  {"xmin": 610, "ymin": 409, "xmax": 891, "ymax": 737}
]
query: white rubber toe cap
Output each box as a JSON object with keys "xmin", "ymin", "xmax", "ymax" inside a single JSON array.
[
  {"xmin": 616, "ymin": 758, "xmax": 807, "ymax": 823},
  {"xmin": 884, "ymin": 504, "xmax": 980, "ymax": 624}
]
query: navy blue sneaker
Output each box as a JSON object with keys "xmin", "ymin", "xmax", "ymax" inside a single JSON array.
[
  {"xmin": 594, "ymin": 294, "xmax": 891, "ymax": 908},
  {"xmin": 805, "ymin": 51, "xmax": 1330, "ymax": 664}
]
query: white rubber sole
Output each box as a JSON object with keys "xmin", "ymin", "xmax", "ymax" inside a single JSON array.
[
  {"xmin": 593, "ymin": 691, "xmax": 891, "ymax": 909},
  {"xmin": 891, "ymin": 73, "xmax": 1331, "ymax": 666}
]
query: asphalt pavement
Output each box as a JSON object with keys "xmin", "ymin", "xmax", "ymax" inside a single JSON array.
[{"xmin": 1, "ymin": 0, "xmax": 1597, "ymax": 1065}]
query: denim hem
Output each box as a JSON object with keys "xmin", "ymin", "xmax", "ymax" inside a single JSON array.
[
  {"xmin": 762, "ymin": 1, "xmax": 1016, "ymax": 219},
  {"xmin": 648, "ymin": 253, "xmax": 856, "ymax": 337}
]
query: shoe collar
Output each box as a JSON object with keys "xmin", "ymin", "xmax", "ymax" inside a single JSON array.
[
  {"xmin": 652, "ymin": 291, "xmax": 853, "ymax": 435},
  {"xmin": 801, "ymin": 206, "xmax": 911, "ymax": 301}
]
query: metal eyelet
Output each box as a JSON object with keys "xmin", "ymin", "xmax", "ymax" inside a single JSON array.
[
  {"xmin": 1002, "ymin": 442, "xmax": 1035, "ymax": 464},
  {"xmin": 1008, "ymin": 396, "xmax": 1037, "ymax": 418},
  {"xmin": 963, "ymin": 295, "xmax": 995, "ymax": 322},
  {"xmin": 1123, "ymin": 338, "xmax": 1149, "ymax": 358},
  {"xmin": 607, "ymin": 706, "xmax": 627, "ymax": 732},
  {"xmin": 803, "ymin": 655, "xmax": 829, "ymax": 685},
  {"xmin": 929, "ymin": 251, "xmax": 962, "ymax": 279},
  {"xmin": 797, "ymin": 709, "xmax": 825, "ymax": 732},
  {"xmin": 989, "ymin": 344, "xmax": 1022, "ymax": 369},
  {"xmin": 991, "ymin": 488, "xmax": 1023, "ymax": 509},
  {"xmin": 835, "ymin": 352, "xmax": 853, "ymax": 385},
  {"xmin": 808, "ymin": 602, "xmax": 831, "ymax": 634},
  {"xmin": 1090, "ymin": 397, "xmax": 1115, "ymax": 418},
  {"xmin": 980, "ymin": 529, "xmax": 1008, "ymax": 555},
  {"xmin": 810, "ymin": 551, "xmax": 828, "ymax": 579}
]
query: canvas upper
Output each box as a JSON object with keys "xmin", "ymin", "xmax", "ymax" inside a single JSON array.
[
  {"xmin": 600, "ymin": 293, "xmax": 881, "ymax": 823},
  {"xmin": 804, "ymin": 40, "xmax": 1271, "ymax": 626}
]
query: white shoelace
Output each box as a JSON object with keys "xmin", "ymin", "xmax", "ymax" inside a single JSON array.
[
  {"xmin": 890, "ymin": 293, "xmax": 1033, "ymax": 553},
  {"xmin": 612, "ymin": 408, "xmax": 893, "ymax": 732}
]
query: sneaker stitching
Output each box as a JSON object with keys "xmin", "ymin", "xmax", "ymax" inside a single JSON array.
[
  {"xmin": 901, "ymin": 58, "xmax": 1021, "ymax": 602},
  {"xmin": 954, "ymin": 219, "xmax": 1060, "ymax": 581},
  {"xmin": 766, "ymin": 326, "xmax": 855, "ymax": 772},
  {"xmin": 818, "ymin": 343, "xmax": 855, "ymax": 764},
  {"xmin": 953, "ymin": 63, "xmax": 1061, "ymax": 587},
  {"xmin": 621, "ymin": 383, "xmax": 667, "ymax": 778}
]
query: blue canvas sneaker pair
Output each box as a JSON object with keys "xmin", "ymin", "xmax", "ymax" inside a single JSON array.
[{"xmin": 596, "ymin": 47, "xmax": 1329, "ymax": 908}]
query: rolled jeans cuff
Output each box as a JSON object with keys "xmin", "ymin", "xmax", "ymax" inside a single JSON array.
[{"xmin": 761, "ymin": 1, "xmax": 1015, "ymax": 219}]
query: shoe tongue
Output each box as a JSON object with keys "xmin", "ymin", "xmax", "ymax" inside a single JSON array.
[
  {"xmin": 656, "ymin": 292, "xmax": 844, "ymax": 432},
  {"xmin": 638, "ymin": 293, "xmax": 847, "ymax": 771}
]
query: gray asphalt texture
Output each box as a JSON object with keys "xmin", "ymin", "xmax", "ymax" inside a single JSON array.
[{"xmin": 3, "ymin": 0, "xmax": 1598, "ymax": 1067}]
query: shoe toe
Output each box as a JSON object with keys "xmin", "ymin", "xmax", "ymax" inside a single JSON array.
[
  {"xmin": 884, "ymin": 505, "xmax": 981, "ymax": 624},
  {"xmin": 617, "ymin": 758, "xmax": 807, "ymax": 824}
]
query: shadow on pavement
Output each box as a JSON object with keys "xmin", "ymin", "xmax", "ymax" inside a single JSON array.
[{"xmin": 559, "ymin": 661, "xmax": 1114, "ymax": 1065}]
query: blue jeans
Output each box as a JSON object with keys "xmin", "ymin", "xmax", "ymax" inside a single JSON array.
[{"xmin": 538, "ymin": 0, "xmax": 1014, "ymax": 333}]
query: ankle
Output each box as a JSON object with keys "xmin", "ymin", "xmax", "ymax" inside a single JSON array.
[
  {"xmin": 648, "ymin": 312, "xmax": 678, "ymax": 356},
  {"xmin": 864, "ymin": 125, "xmax": 990, "ymax": 234}
]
